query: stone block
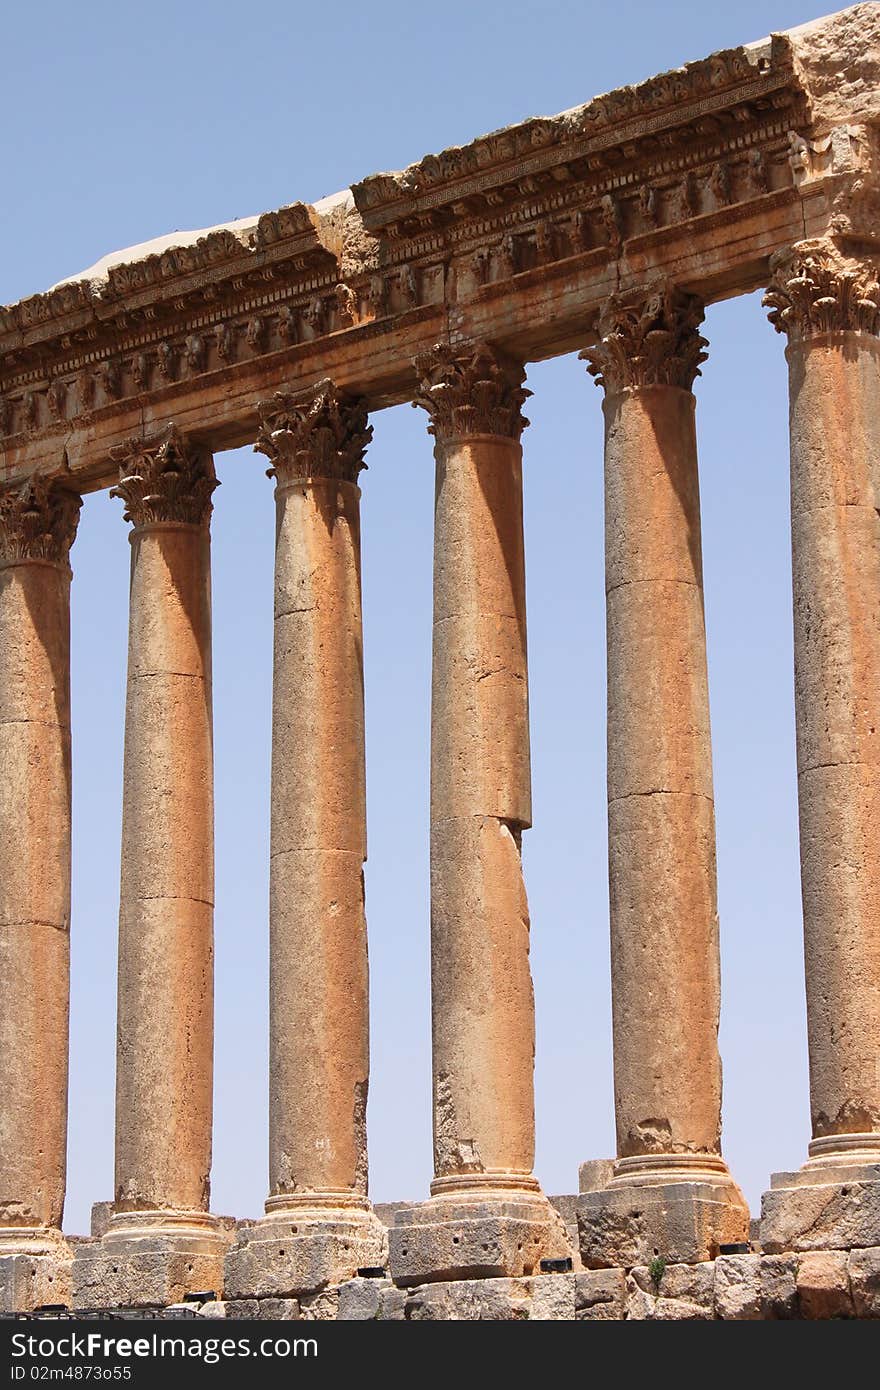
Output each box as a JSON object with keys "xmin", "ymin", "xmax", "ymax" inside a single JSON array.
[
  {"xmin": 0, "ymin": 1248, "xmax": 72, "ymax": 1315},
  {"xmin": 848, "ymin": 1246, "xmax": 880, "ymax": 1318},
  {"xmin": 71, "ymin": 1228, "xmax": 227, "ymax": 1311},
  {"xmin": 403, "ymin": 1277, "xmax": 530, "ymax": 1321},
  {"xmin": 578, "ymin": 1179, "xmax": 749, "ymax": 1268},
  {"xmin": 760, "ymin": 1254, "xmax": 799, "ymax": 1318},
  {"xmin": 528, "ymin": 1273, "xmax": 576, "ymax": 1320},
  {"xmin": 90, "ymin": 1203, "xmax": 114, "ymax": 1239},
  {"xmin": 761, "ymin": 1176, "xmax": 880, "ymax": 1254},
  {"xmin": 714, "ymin": 1254, "xmax": 762, "ymax": 1319},
  {"xmin": 298, "ymin": 1290, "xmax": 339, "ymax": 1320},
  {"xmin": 578, "ymin": 1159, "xmax": 615, "ymax": 1194},
  {"xmin": 378, "ymin": 1287, "xmax": 407, "ymax": 1320},
  {"xmin": 628, "ymin": 1260, "xmax": 715, "ymax": 1320},
  {"xmin": 796, "ymin": 1250, "xmax": 852, "ymax": 1319},
  {"xmin": 548, "ymin": 1194, "xmax": 580, "ymax": 1261},
  {"xmin": 337, "ymin": 1276, "xmax": 390, "ymax": 1320},
  {"xmin": 628, "ymin": 1262, "xmax": 711, "ymax": 1312},
  {"xmin": 224, "ymin": 1210, "xmax": 387, "ymax": 1299},
  {"xmin": 389, "ymin": 1192, "xmax": 570, "ymax": 1285},
  {"xmin": 196, "ymin": 1301, "xmax": 228, "ymax": 1318},
  {"xmin": 225, "ymin": 1300, "xmax": 260, "ymax": 1319},
  {"xmin": 259, "ymin": 1298, "xmax": 301, "ymax": 1319},
  {"xmin": 575, "ymin": 1268, "xmax": 626, "ymax": 1320}
]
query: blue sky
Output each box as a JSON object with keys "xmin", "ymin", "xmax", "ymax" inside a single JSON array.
[{"xmin": 2, "ymin": 0, "xmax": 834, "ymax": 1233}]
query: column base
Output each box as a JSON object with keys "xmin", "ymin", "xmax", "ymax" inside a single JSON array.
[
  {"xmin": 0, "ymin": 1227, "xmax": 72, "ymax": 1314},
  {"xmin": 71, "ymin": 1210, "xmax": 230, "ymax": 1311},
  {"xmin": 577, "ymin": 1154, "xmax": 750, "ymax": 1269},
  {"xmin": 224, "ymin": 1194, "xmax": 388, "ymax": 1299},
  {"xmin": 760, "ymin": 1134, "xmax": 880, "ymax": 1253},
  {"xmin": 388, "ymin": 1175, "xmax": 571, "ymax": 1286}
]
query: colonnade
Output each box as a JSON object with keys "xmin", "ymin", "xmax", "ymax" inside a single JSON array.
[{"xmin": 1, "ymin": 237, "xmax": 878, "ymax": 1306}]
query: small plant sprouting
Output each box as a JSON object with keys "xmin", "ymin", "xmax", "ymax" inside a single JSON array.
[{"xmin": 648, "ymin": 1255, "xmax": 666, "ymax": 1289}]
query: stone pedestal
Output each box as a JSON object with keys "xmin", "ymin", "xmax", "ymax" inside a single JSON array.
[
  {"xmin": 391, "ymin": 343, "xmax": 568, "ymax": 1283},
  {"xmin": 578, "ymin": 1157, "xmax": 750, "ymax": 1269},
  {"xmin": 73, "ymin": 1213, "xmax": 229, "ymax": 1311},
  {"xmin": 389, "ymin": 1181, "xmax": 567, "ymax": 1286},
  {"xmin": 761, "ymin": 1139, "xmax": 880, "ymax": 1254},
  {"xmin": 759, "ymin": 244, "xmax": 880, "ymax": 1242},
  {"xmin": 225, "ymin": 380, "xmax": 386, "ymax": 1297},
  {"xmin": 577, "ymin": 286, "xmax": 748, "ymax": 1267},
  {"xmin": 74, "ymin": 427, "xmax": 225, "ymax": 1309},
  {"xmin": 0, "ymin": 1229, "xmax": 73, "ymax": 1315},
  {"xmin": 0, "ymin": 478, "xmax": 80, "ymax": 1312},
  {"xmin": 225, "ymin": 1197, "xmax": 386, "ymax": 1299}
]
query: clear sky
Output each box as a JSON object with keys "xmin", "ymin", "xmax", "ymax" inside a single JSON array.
[{"xmin": 2, "ymin": 0, "xmax": 837, "ymax": 1235}]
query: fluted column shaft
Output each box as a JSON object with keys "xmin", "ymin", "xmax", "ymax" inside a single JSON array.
[
  {"xmin": 111, "ymin": 428, "xmax": 218, "ymax": 1214},
  {"xmin": 582, "ymin": 287, "xmax": 730, "ymax": 1175},
  {"xmin": 416, "ymin": 343, "xmax": 539, "ymax": 1193},
  {"xmin": 258, "ymin": 381, "xmax": 373, "ymax": 1207},
  {"xmin": 0, "ymin": 480, "xmax": 80, "ymax": 1240},
  {"xmin": 765, "ymin": 244, "xmax": 880, "ymax": 1159}
]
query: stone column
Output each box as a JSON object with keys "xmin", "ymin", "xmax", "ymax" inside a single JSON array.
[
  {"xmin": 389, "ymin": 342, "xmax": 568, "ymax": 1284},
  {"xmin": 0, "ymin": 477, "xmax": 80, "ymax": 1314},
  {"xmin": 577, "ymin": 285, "xmax": 748, "ymax": 1269},
  {"xmin": 760, "ymin": 241, "xmax": 880, "ymax": 1253},
  {"xmin": 224, "ymin": 379, "xmax": 386, "ymax": 1301},
  {"xmin": 73, "ymin": 426, "xmax": 227, "ymax": 1309}
]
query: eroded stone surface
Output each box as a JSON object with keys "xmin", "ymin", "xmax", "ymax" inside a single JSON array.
[
  {"xmin": 796, "ymin": 1250, "xmax": 853, "ymax": 1318},
  {"xmin": 389, "ymin": 1192, "xmax": 571, "ymax": 1285},
  {"xmin": 224, "ymin": 1208, "xmax": 387, "ymax": 1299},
  {"xmin": 72, "ymin": 1231, "xmax": 227, "ymax": 1312},
  {"xmin": 714, "ymin": 1254, "xmax": 763, "ymax": 1320},
  {"xmin": 578, "ymin": 1178, "xmax": 749, "ymax": 1269},
  {"xmin": 761, "ymin": 1176, "xmax": 880, "ymax": 1252}
]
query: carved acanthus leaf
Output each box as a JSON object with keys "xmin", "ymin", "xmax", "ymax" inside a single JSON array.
[
  {"xmin": 256, "ymin": 378, "xmax": 372, "ymax": 485},
  {"xmin": 413, "ymin": 341, "xmax": 530, "ymax": 442},
  {"xmin": 763, "ymin": 244, "xmax": 880, "ymax": 339},
  {"xmin": 0, "ymin": 476, "xmax": 81, "ymax": 566},
  {"xmin": 110, "ymin": 425, "xmax": 218, "ymax": 527},
  {"xmin": 580, "ymin": 283, "xmax": 708, "ymax": 391}
]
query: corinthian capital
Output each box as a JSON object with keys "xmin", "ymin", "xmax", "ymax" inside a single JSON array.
[
  {"xmin": 110, "ymin": 425, "xmax": 218, "ymax": 528},
  {"xmin": 580, "ymin": 283, "xmax": 708, "ymax": 392},
  {"xmin": 763, "ymin": 242, "xmax": 880, "ymax": 340},
  {"xmin": 0, "ymin": 476, "xmax": 82, "ymax": 567},
  {"xmin": 256, "ymin": 378, "xmax": 372, "ymax": 485},
  {"xmin": 413, "ymin": 341, "xmax": 530, "ymax": 442}
]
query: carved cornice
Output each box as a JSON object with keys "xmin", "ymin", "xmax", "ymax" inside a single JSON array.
[
  {"xmin": 256, "ymin": 379, "xmax": 372, "ymax": 485},
  {"xmin": 0, "ymin": 205, "xmax": 335, "ymax": 345},
  {"xmin": 413, "ymin": 342, "xmax": 530, "ymax": 442},
  {"xmin": 763, "ymin": 242, "xmax": 880, "ymax": 339},
  {"xmin": 580, "ymin": 283, "xmax": 707, "ymax": 392},
  {"xmin": 109, "ymin": 426, "xmax": 218, "ymax": 528},
  {"xmin": 0, "ymin": 476, "xmax": 81, "ymax": 567},
  {"xmin": 353, "ymin": 35, "xmax": 801, "ymax": 231}
]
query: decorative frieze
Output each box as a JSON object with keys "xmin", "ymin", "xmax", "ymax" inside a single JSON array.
[
  {"xmin": 256, "ymin": 379, "xmax": 372, "ymax": 486},
  {"xmin": 352, "ymin": 38, "xmax": 799, "ymax": 223},
  {"xmin": 0, "ymin": 475, "xmax": 81, "ymax": 566},
  {"xmin": 109, "ymin": 425, "xmax": 218, "ymax": 528},
  {"xmin": 764, "ymin": 243, "xmax": 880, "ymax": 339},
  {"xmin": 413, "ymin": 341, "xmax": 530, "ymax": 442},
  {"xmin": 580, "ymin": 284, "xmax": 708, "ymax": 392}
]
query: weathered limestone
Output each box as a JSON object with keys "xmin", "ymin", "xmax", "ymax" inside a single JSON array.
[
  {"xmin": 388, "ymin": 342, "xmax": 568, "ymax": 1284},
  {"xmin": 0, "ymin": 477, "xmax": 80, "ymax": 1311},
  {"xmin": 760, "ymin": 241, "xmax": 880, "ymax": 1252},
  {"xmin": 577, "ymin": 285, "xmax": 749, "ymax": 1268},
  {"xmin": 5, "ymin": 5, "xmax": 880, "ymax": 1322},
  {"xmin": 73, "ymin": 426, "xmax": 227, "ymax": 1308},
  {"xmin": 224, "ymin": 380, "xmax": 386, "ymax": 1299}
]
